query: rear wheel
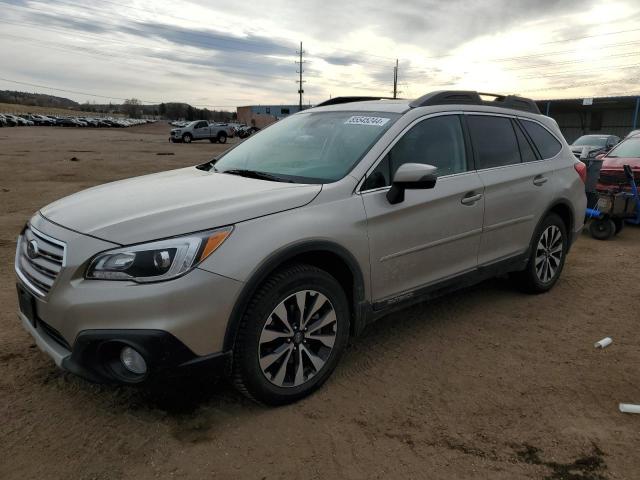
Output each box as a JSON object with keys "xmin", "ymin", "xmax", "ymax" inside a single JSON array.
[
  {"xmin": 233, "ymin": 264, "xmax": 350, "ymax": 405},
  {"xmin": 217, "ymin": 132, "xmax": 228, "ymax": 144},
  {"xmin": 513, "ymin": 213, "xmax": 567, "ymax": 293},
  {"xmin": 590, "ymin": 218, "xmax": 615, "ymax": 240}
]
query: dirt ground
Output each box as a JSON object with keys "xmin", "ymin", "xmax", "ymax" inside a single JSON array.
[{"xmin": 1, "ymin": 122, "xmax": 639, "ymax": 480}]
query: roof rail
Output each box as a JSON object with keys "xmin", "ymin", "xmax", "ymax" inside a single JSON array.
[
  {"xmin": 409, "ymin": 90, "xmax": 540, "ymax": 114},
  {"xmin": 315, "ymin": 96, "xmax": 400, "ymax": 107}
]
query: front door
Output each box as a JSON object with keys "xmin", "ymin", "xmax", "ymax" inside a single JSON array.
[
  {"xmin": 194, "ymin": 121, "xmax": 210, "ymax": 139},
  {"xmin": 361, "ymin": 114, "xmax": 485, "ymax": 303}
]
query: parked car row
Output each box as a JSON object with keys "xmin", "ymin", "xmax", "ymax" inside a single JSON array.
[{"xmin": 0, "ymin": 113, "xmax": 155, "ymax": 128}]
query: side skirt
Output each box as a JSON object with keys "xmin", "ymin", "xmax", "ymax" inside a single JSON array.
[{"xmin": 364, "ymin": 252, "xmax": 529, "ymax": 325}]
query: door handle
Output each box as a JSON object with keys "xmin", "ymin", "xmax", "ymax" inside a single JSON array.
[
  {"xmin": 461, "ymin": 192, "xmax": 483, "ymax": 205},
  {"xmin": 533, "ymin": 175, "xmax": 548, "ymax": 186}
]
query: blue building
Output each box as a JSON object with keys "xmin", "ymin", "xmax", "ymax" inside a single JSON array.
[{"xmin": 236, "ymin": 104, "xmax": 309, "ymax": 128}]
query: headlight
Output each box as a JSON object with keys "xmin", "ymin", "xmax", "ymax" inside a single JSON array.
[{"xmin": 86, "ymin": 226, "xmax": 233, "ymax": 282}]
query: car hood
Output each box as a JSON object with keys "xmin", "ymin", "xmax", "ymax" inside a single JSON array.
[
  {"xmin": 570, "ymin": 145, "xmax": 604, "ymax": 154},
  {"xmin": 40, "ymin": 166, "xmax": 322, "ymax": 245},
  {"xmin": 600, "ymin": 156, "xmax": 640, "ymax": 169}
]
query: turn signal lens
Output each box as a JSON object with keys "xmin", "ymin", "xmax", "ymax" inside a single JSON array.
[{"xmin": 199, "ymin": 230, "xmax": 232, "ymax": 262}]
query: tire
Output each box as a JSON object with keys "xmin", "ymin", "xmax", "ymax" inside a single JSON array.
[
  {"xmin": 217, "ymin": 132, "xmax": 227, "ymax": 144},
  {"xmin": 613, "ymin": 217, "xmax": 625, "ymax": 235},
  {"xmin": 209, "ymin": 138, "xmax": 217, "ymax": 143},
  {"xmin": 182, "ymin": 133, "xmax": 192, "ymax": 143},
  {"xmin": 513, "ymin": 213, "xmax": 568, "ymax": 294},
  {"xmin": 590, "ymin": 218, "xmax": 615, "ymax": 240},
  {"xmin": 233, "ymin": 264, "xmax": 350, "ymax": 406}
]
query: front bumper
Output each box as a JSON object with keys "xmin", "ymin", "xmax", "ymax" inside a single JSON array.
[
  {"xmin": 16, "ymin": 214, "xmax": 243, "ymax": 383},
  {"xmin": 19, "ymin": 309, "xmax": 232, "ymax": 383}
]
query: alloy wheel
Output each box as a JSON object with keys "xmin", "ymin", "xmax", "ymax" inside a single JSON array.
[
  {"xmin": 258, "ymin": 290, "xmax": 337, "ymax": 388},
  {"xmin": 535, "ymin": 225, "xmax": 563, "ymax": 283}
]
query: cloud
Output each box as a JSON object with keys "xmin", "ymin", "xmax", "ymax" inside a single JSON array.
[{"xmin": 2, "ymin": 0, "xmax": 639, "ymax": 105}]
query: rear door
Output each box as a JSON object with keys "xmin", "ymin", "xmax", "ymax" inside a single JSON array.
[
  {"xmin": 467, "ymin": 114, "xmax": 560, "ymax": 265},
  {"xmin": 361, "ymin": 113, "xmax": 485, "ymax": 303}
]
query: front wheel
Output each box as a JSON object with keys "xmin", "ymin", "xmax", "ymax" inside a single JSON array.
[
  {"xmin": 182, "ymin": 133, "xmax": 192, "ymax": 143},
  {"xmin": 513, "ymin": 213, "xmax": 567, "ymax": 293},
  {"xmin": 233, "ymin": 264, "xmax": 350, "ymax": 405}
]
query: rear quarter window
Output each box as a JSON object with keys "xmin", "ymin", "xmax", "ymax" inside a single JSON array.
[{"xmin": 521, "ymin": 120, "xmax": 562, "ymax": 159}]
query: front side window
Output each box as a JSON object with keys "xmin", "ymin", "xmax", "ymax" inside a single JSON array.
[
  {"xmin": 521, "ymin": 120, "xmax": 562, "ymax": 159},
  {"xmin": 214, "ymin": 111, "xmax": 399, "ymax": 183},
  {"xmin": 362, "ymin": 115, "xmax": 467, "ymax": 190},
  {"xmin": 467, "ymin": 115, "xmax": 520, "ymax": 169}
]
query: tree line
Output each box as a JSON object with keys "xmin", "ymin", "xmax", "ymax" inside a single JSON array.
[{"xmin": 0, "ymin": 90, "xmax": 235, "ymax": 121}]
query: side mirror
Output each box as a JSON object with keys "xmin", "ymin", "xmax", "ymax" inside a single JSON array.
[{"xmin": 387, "ymin": 163, "xmax": 437, "ymax": 204}]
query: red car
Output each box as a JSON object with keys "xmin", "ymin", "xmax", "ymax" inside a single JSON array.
[{"xmin": 597, "ymin": 134, "xmax": 640, "ymax": 193}]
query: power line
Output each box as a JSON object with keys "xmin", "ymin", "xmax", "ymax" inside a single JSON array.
[
  {"xmin": 4, "ymin": 2, "xmax": 640, "ymax": 82},
  {"xmin": 0, "ymin": 76, "xmax": 160, "ymax": 103},
  {"xmin": 7, "ymin": 0, "xmax": 640, "ymax": 74}
]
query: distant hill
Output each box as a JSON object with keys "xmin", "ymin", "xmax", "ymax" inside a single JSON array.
[
  {"xmin": 0, "ymin": 90, "xmax": 79, "ymax": 109},
  {"xmin": 0, "ymin": 90, "xmax": 234, "ymax": 120}
]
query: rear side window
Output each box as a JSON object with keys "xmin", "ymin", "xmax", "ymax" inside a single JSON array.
[
  {"xmin": 513, "ymin": 121, "xmax": 539, "ymax": 162},
  {"xmin": 466, "ymin": 115, "xmax": 520, "ymax": 169},
  {"xmin": 521, "ymin": 120, "xmax": 562, "ymax": 159}
]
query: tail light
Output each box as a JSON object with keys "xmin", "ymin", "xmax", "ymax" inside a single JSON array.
[{"xmin": 574, "ymin": 162, "xmax": 587, "ymax": 183}]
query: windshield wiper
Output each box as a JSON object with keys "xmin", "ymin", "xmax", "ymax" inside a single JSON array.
[{"xmin": 221, "ymin": 169, "xmax": 293, "ymax": 182}]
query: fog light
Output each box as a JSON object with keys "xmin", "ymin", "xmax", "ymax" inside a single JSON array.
[{"xmin": 120, "ymin": 346, "xmax": 147, "ymax": 375}]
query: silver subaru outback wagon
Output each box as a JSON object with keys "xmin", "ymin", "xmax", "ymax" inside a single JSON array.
[{"xmin": 15, "ymin": 91, "xmax": 587, "ymax": 405}]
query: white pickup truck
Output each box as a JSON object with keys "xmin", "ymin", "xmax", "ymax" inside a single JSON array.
[{"xmin": 169, "ymin": 120, "xmax": 231, "ymax": 144}]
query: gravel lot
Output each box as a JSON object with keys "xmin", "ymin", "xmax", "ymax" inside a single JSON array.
[{"xmin": 1, "ymin": 123, "xmax": 639, "ymax": 479}]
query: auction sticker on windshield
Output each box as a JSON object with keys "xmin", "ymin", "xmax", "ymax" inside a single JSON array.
[{"xmin": 344, "ymin": 116, "xmax": 390, "ymax": 126}]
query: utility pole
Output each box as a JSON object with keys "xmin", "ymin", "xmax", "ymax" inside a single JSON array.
[
  {"xmin": 393, "ymin": 59, "xmax": 399, "ymax": 99},
  {"xmin": 296, "ymin": 42, "xmax": 305, "ymax": 110}
]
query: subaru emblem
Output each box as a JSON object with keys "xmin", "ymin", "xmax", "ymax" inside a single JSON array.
[{"xmin": 27, "ymin": 239, "xmax": 39, "ymax": 259}]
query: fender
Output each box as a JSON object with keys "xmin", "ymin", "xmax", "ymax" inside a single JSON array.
[
  {"xmin": 222, "ymin": 240, "xmax": 368, "ymax": 352},
  {"xmin": 542, "ymin": 198, "xmax": 577, "ymax": 247}
]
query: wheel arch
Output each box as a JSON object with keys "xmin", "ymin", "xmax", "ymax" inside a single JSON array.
[
  {"xmin": 546, "ymin": 199, "xmax": 575, "ymax": 239},
  {"xmin": 223, "ymin": 240, "xmax": 367, "ymax": 352}
]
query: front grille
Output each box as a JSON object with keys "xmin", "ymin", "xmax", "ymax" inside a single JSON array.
[
  {"xmin": 599, "ymin": 169, "xmax": 640, "ymax": 187},
  {"xmin": 15, "ymin": 225, "xmax": 66, "ymax": 297},
  {"xmin": 599, "ymin": 171, "xmax": 628, "ymax": 185}
]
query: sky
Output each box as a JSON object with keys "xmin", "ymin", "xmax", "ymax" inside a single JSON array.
[{"xmin": 0, "ymin": 0, "xmax": 639, "ymax": 109}]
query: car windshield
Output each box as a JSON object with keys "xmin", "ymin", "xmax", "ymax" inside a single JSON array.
[
  {"xmin": 572, "ymin": 135, "xmax": 608, "ymax": 147},
  {"xmin": 607, "ymin": 138, "xmax": 640, "ymax": 158},
  {"xmin": 213, "ymin": 111, "xmax": 400, "ymax": 183}
]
